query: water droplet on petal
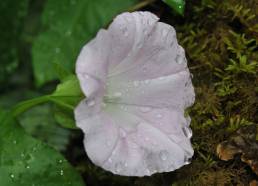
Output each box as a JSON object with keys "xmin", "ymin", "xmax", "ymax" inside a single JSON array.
[
  {"xmin": 145, "ymin": 137, "xmax": 150, "ymax": 141},
  {"xmin": 159, "ymin": 150, "xmax": 168, "ymax": 161},
  {"xmin": 87, "ymin": 100, "xmax": 95, "ymax": 107},
  {"xmin": 156, "ymin": 114, "xmax": 163, "ymax": 118},
  {"xmin": 115, "ymin": 162, "xmax": 123, "ymax": 173},
  {"xmin": 114, "ymin": 92, "xmax": 122, "ymax": 97},
  {"xmin": 162, "ymin": 28, "xmax": 168, "ymax": 38},
  {"xmin": 133, "ymin": 81, "xmax": 140, "ymax": 87},
  {"xmin": 182, "ymin": 126, "xmax": 192, "ymax": 138},
  {"xmin": 108, "ymin": 158, "xmax": 112, "ymax": 163},
  {"xmin": 175, "ymin": 54, "xmax": 184, "ymax": 65},
  {"xmin": 184, "ymin": 155, "xmax": 191, "ymax": 165},
  {"xmin": 140, "ymin": 107, "xmax": 151, "ymax": 113},
  {"xmin": 119, "ymin": 128, "xmax": 127, "ymax": 138},
  {"xmin": 106, "ymin": 140, "xmax": 112, "ymax": 147},
  {"xmin": 144, "ymin": 80, "xmax": 150, "ymax": 84}
]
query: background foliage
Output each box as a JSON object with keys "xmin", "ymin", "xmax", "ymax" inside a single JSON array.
[{"xmin": 0, "ymin": 0, "xmax": 257, "ymax": 185}]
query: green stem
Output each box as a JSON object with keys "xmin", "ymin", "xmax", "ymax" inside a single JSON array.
[{"xmin": 11, "ymin": 95, "xmax": 51, "ymax": 117}]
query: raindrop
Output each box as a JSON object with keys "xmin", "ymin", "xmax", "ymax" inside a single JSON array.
[
  {"xmin": 133, "ymin": 81, "xmax": 140, "ymax": 87},
  {"xmin": 114, "ymin": 92, "xmax": 122, "ymax": 97},
  {"xmin": 162, "ymin": 28, "xmax": 168, "ymax": 38},
  {"xmin": 65, "ymin": 30, "xmax": 72, "ymax": 36},
  {"xmin": 101, "ymin": 102, "xmax": 107, "ymax": 108},
  {"xmin": 144, "ymin": 80, "xmax": 150, "ymax": 84},
  {"xmin": 13, "ymin": 140, "xmax": 17, "ymax": 144},
  {"xmin": 175, "ymin": 54, "xmax": 183, "ymax": 64},
  {"xmin": 159, "ymin": 150, "xmax": 168, "ymax": 161},
  {"xmin": 115, "ymin": 162, "xmax": 123, "ymax": 173},
  {"xmin": 58, "ymin": 159, "xmax": 63, "ymax": 164},
  {"xmin": 182, "ymin": 126, "xmax": 192, "ymax": 138},
  {"xmin": 140, "ymin": 107, "xmax": 151, "ymax": 113},
  {"xmin": 26, "ymin": 165, "xmax": 30, "ymax": 169},
  {"xmin": 87, "ymin": 100, "xmax": 95, "ymax": 107},
  {"xmin": 156, "ymin": 114, "xmax": 163, "ymax": 118},
  {"xmin": 106, "ymin": 140, "xmax": 112, "ymax": 147},
  {"xmin": 10, "ymin": 173, "xmax": 15, "ymax": 179},
  {"xmin": 136, "ymin": 42, "xmax": 142, "ymax": 49},
  {"xmin": 179, "ymin": 5, "xmax": 182, "ymax": 9},
  {"xmin": 184, "ymin": 155, "xmax": 191, "ymax": 165},
  {"xmin": 108, "ymin": 158, "xmax": 112, "ymax": 163},
  {"xmin": 60, "ymin": 169, "xmax": 64, "ymax": 176},
  {"xmin": 55, "ymin": 48, "xmax": 60, "ymax": 53},
  {"xmin": 120, "ymin": 25, "xmax": 129, "ymax": 37},
  {"xmin": 119, "ymin": 128, "xmax": 127, "ymax": 138}
]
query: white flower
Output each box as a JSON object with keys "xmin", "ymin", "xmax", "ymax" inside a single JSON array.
[{"xmin": 74, "ymin": 11, "xmax": 195, "ymax": 177}]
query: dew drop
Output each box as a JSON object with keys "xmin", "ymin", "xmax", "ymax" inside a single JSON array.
[
  {"xmin": 162, "ymin": 28, "xmax": 168, "ymax": 38},
  {"xmin": 87, "ymin": 100, "xmax": 95, "ymax": 107},
  {"xmin": 114, "ymin": 92, "xmax": 122, "ymax": 97},
  {"xmin": 136, "ymin": 42, "xmax": 142, "ymax": 49},
  {"xmin": 175, "ymin": 54, "xmax": 183, "ymax": 64},
  {"xmin": 184, "ymin": 155, "xmax": 191, "ymax": 165},
  {"xmin": 182, "ymin": 126, "xmax": 192, "ymax": 138},
  {"xmin": 115, "ymin": 162, "xmax": 123, "ymax": 173},
  {"xmin": 144, "ymin": 80, "xmax": 150, "ymax": 84},
  {"xmin": 26, "ymin": 165, "xmax": 30, "ymax": 169},
  {"xmin": 106, "ymin": 140, "xmax": 112, "ymax": 147},
  {"xmin": 156, "ymin": 114, "xmax": 163, "ymax": 118},
  {"xmin": 159, "ymin": 150, "xmax": 168, "ymax": 161},
  {"xmin": 58, "ymin": 159, "xmax": 63, "ymax": 164},
  {"xmin": 140, "ymin": 107, "xmax": 151, "ymax": 113},
  {"xmin": 108, "ymin": 158, "xmax": 112, "ymax": 163},
  {"xmin": 10, "ymin": 173, "xmax": 15, "ymax": 179},
  {"xmin": 55, "ymin": 48, "xmax": 60, "ymax": 54},
  {"xmin": 133, "ymin": 81, "xmax": 140, "ymax": 87},
  {"xmin": 119, "ymin": 128, "xmax": 127, "ymax": 138},
  {"xmin": 60, "ymin": 170, "xmax": 64, "ymax": 176}
]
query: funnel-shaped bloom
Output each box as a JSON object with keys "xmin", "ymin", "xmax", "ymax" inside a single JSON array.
[{"xmin": 74, "ymin": 11, "xmax": 195, "ymax": 176}]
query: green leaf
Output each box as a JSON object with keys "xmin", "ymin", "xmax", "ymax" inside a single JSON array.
[
  {"xmin": 0, "ymin": 0, "xmax": 29, "ymax": 85},
  {"xmin": 32, "ymin": 0, "xmax": 138, "ymax": 86},
  {"xmin": 0, "ymin": 111, "xmax": 84, "ymax": 186},
  {"xmin": 163, "ymin": 0, "xmax": 185, "ymax": 15}
]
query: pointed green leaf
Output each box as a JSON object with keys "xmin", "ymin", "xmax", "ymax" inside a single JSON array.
[{"xmin": 163, "ymin": 0, "xmax": 185, "ymax": 15}]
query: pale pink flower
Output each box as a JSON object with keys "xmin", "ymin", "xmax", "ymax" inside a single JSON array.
[{"xmin": 74, "ymin": 11, "xmax": 195, "ymax": 176}]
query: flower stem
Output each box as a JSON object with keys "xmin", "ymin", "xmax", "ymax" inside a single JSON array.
[{"xmin": 11, "ymin": 95, "xmax": 51, "ymax": 117}]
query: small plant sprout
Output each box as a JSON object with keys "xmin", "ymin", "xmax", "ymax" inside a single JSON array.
[{"xmin": 74, "ymin": 11, "xmax": 195, "ymax": 176}]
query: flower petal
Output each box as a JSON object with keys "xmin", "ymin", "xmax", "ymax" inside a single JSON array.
[
  {"xmin": 75, "ymin": 100, "xmax": 193, "ymax": 176},
  {"xmin": 105, "ymin": 70, "xmax": 195, "ymax": 110},
  {"xmin": 76, "ymin": 29, "xmax": 110, "ymax": 99},
  {"xmin": 107, "ymin": 11, "xmax": 159, "ymax": 72}
]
